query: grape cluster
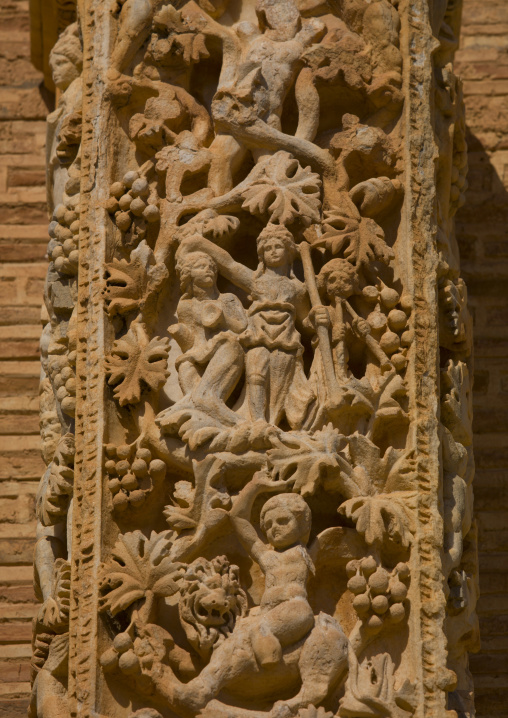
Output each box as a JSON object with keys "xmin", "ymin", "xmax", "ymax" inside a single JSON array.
[
  {"xmin": 450, "ymin": 128, "xmax": 468, "ymax": 214},
  {"xmin": 346, "ymin": 557, "xmax": 410, "ymax": 633},
  {"xmin": 106, "ymin": 171, "xmax": 160, "ymax": 241},
  {"xmin": 101, "ymin": 632, "xmax": 140, "ymax": 676},
  {"xmin": 362, "ymin": 285, "xmax": 412, "ymax": 372},
  {"xmin": 105, "ymin": 443, "xmax": 167, "ymax": 512},
  {"xmin": 47, "ymin": 197, "xmax": 80, "ymax": 276},
  {"xmin": 47, "ymin": 351, "xmax": 76, "ymax": 418}
]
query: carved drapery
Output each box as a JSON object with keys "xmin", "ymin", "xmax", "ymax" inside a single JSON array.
[{"xmin": 32, "ymin": 0, "xmax": 478, "ymax": 717}]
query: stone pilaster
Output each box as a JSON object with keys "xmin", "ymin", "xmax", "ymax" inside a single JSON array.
[{"xmin": 32, "ymin": 0, "xmax": 478, "ymax": 716}]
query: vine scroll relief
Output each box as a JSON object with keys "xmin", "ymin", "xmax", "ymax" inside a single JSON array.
[{"xmin": 32, "ymin": 0, "xmax": 478, "ymax": 717}]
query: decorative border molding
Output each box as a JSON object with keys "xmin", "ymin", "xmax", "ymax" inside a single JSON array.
[{"xmin": 68, "ymin": 1, "xmax": 109, "ymax": 713}]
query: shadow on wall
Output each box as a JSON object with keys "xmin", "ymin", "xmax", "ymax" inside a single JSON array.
[{"xmin": 456, "ymin": 128, "xmax": 508, "ymax": 718}]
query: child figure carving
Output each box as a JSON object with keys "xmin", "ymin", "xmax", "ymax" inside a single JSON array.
[
  {"xmin": 132, "ymin": 472, "xmax": 349, "ymax": 717},
  {"xmin": 229, "ymin": 471, "xmax": 315, "ymax": 668}
]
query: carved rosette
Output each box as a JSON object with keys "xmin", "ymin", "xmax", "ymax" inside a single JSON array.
[{"xmin": 32, "ymin": 0, "xmax": 478, "ymax": 717}]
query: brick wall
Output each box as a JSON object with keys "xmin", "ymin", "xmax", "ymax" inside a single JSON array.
[
  {"xmin": 455, "ymin": 1, "xmax": 508, "ymax": 715},
  {"xmin": 0, "ymin": 0, "xmax": 506, "ymax": 715},
  {"xmin": 0, "ymin": 0, "xmax": 49, "ymax": 714}
]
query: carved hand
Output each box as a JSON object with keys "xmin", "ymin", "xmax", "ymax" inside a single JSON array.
[
  {"xmin": 37, "ymin": 596, "xmax": 68, "ymax": 630},
  {"xmin": 309, "ymin": 305, "xmax": 331, "ymax": 329},
  {"xmin": 352, "ymin": 317, "xmax": 371, "ymax": 338}
]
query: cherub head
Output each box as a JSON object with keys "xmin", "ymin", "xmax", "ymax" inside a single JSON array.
[
  {"xmin": 49, "ymin": 23, "xmax": 83, "ymax": 91},
  {"xmin": 176, "ymin": 248, "xmax": 218, "ymax": 298},
  {"xmin": 256, "ymin": 224, "xmax": 299, "ymax": 271},
  {"xmin": 317, "ymin": 259, "xmax": 357, "ymax": 301},
  {"xmin": 260, "ymin": 493, "xmax": 311, "ymax": 549}
]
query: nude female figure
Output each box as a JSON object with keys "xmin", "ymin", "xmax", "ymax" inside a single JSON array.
[{"xmin": 168, "ymin": 248, "xmax": 247, "ymax": 426}]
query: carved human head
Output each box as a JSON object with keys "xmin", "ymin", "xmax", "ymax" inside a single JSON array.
[
  {"xmin": 49, "ymin": 23, "xmax": 83, "ymax": 91},
  {"xmin": 317, "ymin": 259, "xmax": 357, "ymax": 300},
  {"xmin": 260, "ymin": 492, "xmax": 311, "ymax": 548},
  {"xmin": 257, "ymin": 224, "xmax": 298, "ymax": 269},
  {"xmin": 176, "ymin": 248, "xmax": 218, "ymax": 297},
  {"xmin": 256, "ymin": 0, "xmax": 300, "ymax": 41}
]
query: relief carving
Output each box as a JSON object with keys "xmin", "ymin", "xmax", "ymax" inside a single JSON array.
[
  {"xmin": 31, "ymin": 11, "xmax": 83, "ymax": 718},
  {"xmin": 33, "ymin": 0, "xmax": 477, "ymax": 716},
  {"xmin": 432, "ymin": 1, "xmax": 479, "ymax": 715}
]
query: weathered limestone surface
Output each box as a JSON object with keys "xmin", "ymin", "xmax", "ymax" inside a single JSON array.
[{"xmin": 31, "ymin": 0, "xmax": 479, "ymax": 717}]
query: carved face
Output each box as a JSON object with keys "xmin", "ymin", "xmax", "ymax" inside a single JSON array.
[
  {"xmin": 178, "ymin": 557, "xmax": 248, "ymax": 658},
  {"xmin": 190, "ymin": 255, "xmax": 218, "ymax": 289},
  {"xmin": 262, "ymin": 506, "xmax": 302, "ymax": 549},
  {"xmin": 194, "ymin": 576, "xmax": 237, "ymax": 626},
  {"xmin": 261, "ymin": 238, "xmax": 288, "ymax": 268},
  {"xmin": 50, "ymin": 52, "xmax": 81, "ymax": 91},
  {"xmin": 325, "ymin": 267, "xmax": 355, "ymax": 300}
]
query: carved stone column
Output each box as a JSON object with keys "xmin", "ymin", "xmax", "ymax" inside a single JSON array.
[{"xmin": 32, "ymin": 0, "xmax": 479, "ymax": 717}]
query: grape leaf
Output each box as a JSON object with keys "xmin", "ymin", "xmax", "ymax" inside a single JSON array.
[
  {"xmin": 105, "ymin": 323, "xmax": 169, "ymax": 406},
  {"xmin": 338, "ymin": 493, "xmax": 416, "ymax": 548},
  {"xmin": 320, "ymin": 212, "xmax": 393, "ymax": 267},
  {"xmin": 241, "ymin": 151, "xmax": 322, "ymax": 227},
  {"xmin": 99, "ymin": 531, "xmax": 183, "ymax": 616},
  {"xmin": 104, "ymin": 241, "xmax": 156, "ymax": 317},
  {"xmin": 267, "ymin": 425, "xmax": 354, "ymax": 498}
]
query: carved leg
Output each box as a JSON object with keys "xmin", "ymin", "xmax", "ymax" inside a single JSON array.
[
  {"xmin": 208, "ymin": 134, "xmax": 248, "ymax": 196},
  {"xmin": 252, "ymin": 599, "xmax": 314, "ymax": 668},
  {"xmin": 178, "ymin": 360, "xmax": 202, "ymax": 396},
  {"xmin": 192, "ymin": 339, "xmax": 244, "ymax": 426},
  {"xmin": 245, "ymin": 347, "xmax": 270, "ymax": 423},
  {"xmin": 268, "ymin": 350, "xmax": 296, "ymax": 426},
  {"xmin": 33, "ymin": 671, "xmax": 69, "ymax": 718},
  {"xmin": 109, "ymin": 0, "xmax": 155, "ymax": 74},
  {"xmin": 151, "ymin": 632, "xmax": 257, "ymax": 716},
  {"xmin": 221, "ymin": 119, "xmax": 334, "ymax": 175},
  {"xmin": 274, "ymin": 614, "xmax": 349, "ymax": 717}
]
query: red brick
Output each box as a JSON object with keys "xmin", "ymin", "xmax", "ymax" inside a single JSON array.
[
  {"xmin": 0, "ymin": 699, "xmax": 30, "ymax": 717},
  {"xmin": 0, "ymin": 376, "xmax": 39, "ymax": 396},
  {"xmin": 0, "ymin": 415, "xmax": 39, "ymax": 435},
  {"xmin": 0, "ymin": 663, "xmax": 30, "ymax": 684},
  {"xmin": 7, "ymin": 168, "xmax": 45, "ymax": 188},
  {"xmin": 0, "ymin": 624, "xmax": 32, "ymax": 644},
  {"xmin": 0, "ymin": 245, "xmax": 46, "ymax": 263},
  {"xmin": 0, "ymin": 538, "xmax": 34, "ymax": 565},
  {"xmin": 0, "ymin": 307, "xmax": 41, "ymax": 326},
  {"xmin": 0, "ymin": 341, "xmax": 39, "ymax": 360},
  {"xmin": 0, "ymin": 452, "xmax": 44, "ymax": 481},
  {"xmin": 0, "ymin": 585, "xmax": 37, "ymax": 604}
]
